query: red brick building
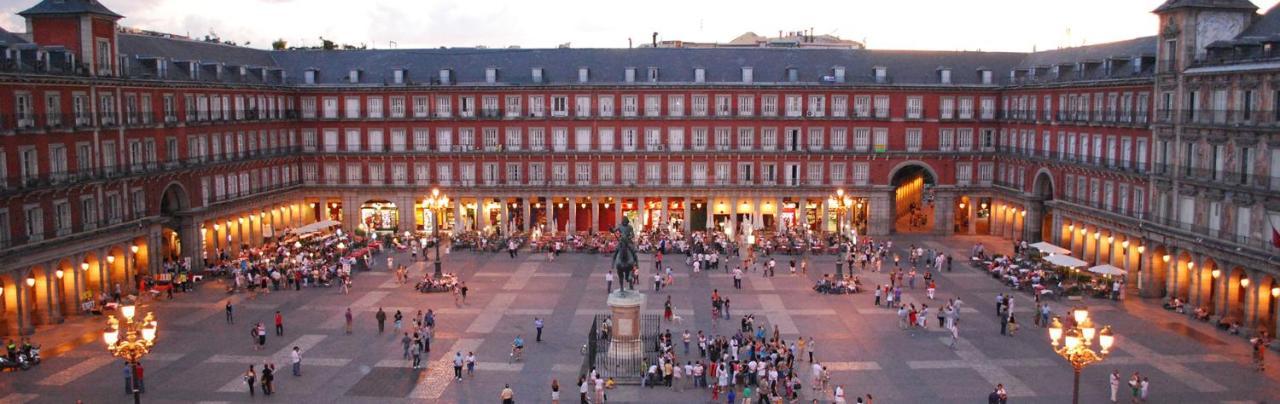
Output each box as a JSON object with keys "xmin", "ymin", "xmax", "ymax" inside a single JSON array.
[{"xmin": 0, "ymin": 0, "xmax": 1275, "ymax": 338}]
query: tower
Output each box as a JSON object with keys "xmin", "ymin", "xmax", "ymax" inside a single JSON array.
[
  {"xmin": 1152, "ymin": 0, "xmax": 1258, "ymax": 74},
  {"xmin": 18, "ymin": 0, "xmax": 123, "ymax": 76}
]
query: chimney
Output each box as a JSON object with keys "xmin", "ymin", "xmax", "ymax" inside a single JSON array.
[{"xmin": 652, "ymin": 32, "xmax": 658, "ymax": 47}]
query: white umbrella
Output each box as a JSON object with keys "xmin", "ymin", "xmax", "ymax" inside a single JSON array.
[
  {"xmin": 1044, "ymin": 254, "xmax": 1088, "ymax": 268},
  {"xmin": 1087, "ymin": 264, "xmax": 1126, "ymax": 276},
  {"xmin": 1029, "ymin": 241, "xmax": 1071, "ymax": 255}
]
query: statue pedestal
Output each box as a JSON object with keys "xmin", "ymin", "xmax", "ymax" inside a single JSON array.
[{"xmin": 606, "ymin": 290, "xmax": 645, "ymax": 361}]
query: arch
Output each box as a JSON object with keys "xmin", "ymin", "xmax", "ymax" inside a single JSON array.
[
  {"xmin": 1148, "ymin": 245, "xmax": 1169, "ymax": 298},
  {"xmin": 886, "ymin": 160, "xmax": 939, "ymax": 186},
  {"xmin": 1256, "ymin": 274, "xmax": 1277, "ymax": 338},
  {"xmin": 1031, "ymin": 168, "xmax": 1056, "ymax": 200},
  {"xmin": 1173, "ymin": 251, "xmax": 1194, "ymax": 301},
  {"xmin": 159, "ymin": 182, "xmax": 190, "ymax": 217}
]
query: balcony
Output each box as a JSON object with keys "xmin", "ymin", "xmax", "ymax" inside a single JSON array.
[
  {"xmin": 1166, "ymin": 108, "xmax": 1280, "ymax": 128},
  {"xmin": 1150, "ymin": 163, "xmax": 1279, "ymax": 191}
]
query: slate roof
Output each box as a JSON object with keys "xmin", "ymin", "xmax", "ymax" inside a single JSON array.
[
  {"xmin": 0, "ymin": 28, "xmax": 29, "ymax": 46},
  {"xmin": 119, "ymin": 33, "xmax": 275, "ymax": 67},
  {"xmin": 1154, "ymin": 0, "xmax": 1258, "ymax": 12},
  {"xmin": 18, "ymin": 0, "xmax": 121, "ymax": 19},
  {"xmin": 267, "ymin": 47, "xmax": 1026, "ymax": 86},
  {"xmin": 1240, "ymin": 3, "xmax": 1280, "ymax": 38},
  {"xmin": 1018, "ymin": 36, "xmax": 1157, "ymax": 67}
]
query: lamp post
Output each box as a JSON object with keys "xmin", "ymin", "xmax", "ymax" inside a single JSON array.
[
  {"xmin": 103, "ymin": 304, "xmax": 157, "ymax": 404},
  {"xmin": 428, "ymin": 188, "xmax": 449, "ymax": 278},
  {"xmin": 829, "ymin": 189, "xmax": 854, "ymax": 279},
  {"xmin": 1048, "ymin": 307, "xmax": 1114, "ymax": 404}
]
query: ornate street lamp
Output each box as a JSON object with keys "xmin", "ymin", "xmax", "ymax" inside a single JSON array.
[
  {"xmin": 104, "ymin": 304, "xmax": 157, "ymax": 404},
  {"xmin": 828, "ymin": 189, "xmax": 854, "ymax": 279},
  {"xmin": 1048, "ymin": 308, "xmax": 1114, "ymax": 404},
  {"xmin": 428, "ymin": 188, "xmax": 450, "ymax": 278}
]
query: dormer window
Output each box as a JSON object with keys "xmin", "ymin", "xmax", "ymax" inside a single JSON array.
[
  {"xmin": 939, "ymin": 68, "xmax": 952, "ymax": 84},
  {"xmin": 873, "ymin": 66, "xmax": 886, "ymax": 83},
  {"xmin": 741, "ymin": 67, "xmax": 753, "ymax": 83},
  {"xmin": 625, "ymin": 67, "xmax": 636, "ymax": 83},
  {"xmin": 439, "ymin": 69, "xmax": 452, "ymax": 85},
  {"xmin": 393, "ymin": 69, "xmax": 405, "ymax": 84},
  {"xmin": 647, "ymin": 67, "xmax": 659, "ymax": 82},
  {"xmin": 1131, "ymin": 56, "xmax": 1143, "ymax": 74},
  {"xmin": 486, "ymin": 67, "xmax": 498, "ymax": 84},
  {"xmin": 304, "ymin": 69, "xmax": 317, "ymax": 84},
  {"xmin": 694, "ymin": 68, "xmax": 705, "ymax": 83},
  {"xmin": 239, "ymin": 66, "xmax": 247, "ymax": 78},
  {"xmin": 786, "ymin": 68, "xmax": 799, "ymax": 83},
  {"xmin": 833, "ymin": 66, "xmax": 845, "ymax": 83},
  {"xmin": 981, "ymin": 69, "xmax": 993, "ymax": 85},
  {"xmin": 532, "ymin": 68, "xmax": 543, "ymax": 84},
  {"xmin": 578, "ymin": 67, "xmax": 589, "ymax": 83},
  {"xmin": 348, "ymin": 69, "xmax": 360, "ymax": 84}
]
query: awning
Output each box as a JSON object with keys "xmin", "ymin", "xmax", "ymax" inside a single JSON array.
[
  {"xmin": 1087, "ymin": 264, "xmax": 1126, "ymax": 276},
  {"xmin": 288, "ymin": 220, "xmax": 341, "ymax": 236},
  {"xmin": 1029, "ymin": 241, "xmax": 1071, "ymax": 255},
  {"xmin": 1044, "ymin": 254, "xmax": 1088, "ymax": 268}
]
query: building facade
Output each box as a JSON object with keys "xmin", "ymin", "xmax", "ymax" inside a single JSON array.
[{"xmin": 0, "ymin": 0, "xmax": 1275, "ymax": 340}]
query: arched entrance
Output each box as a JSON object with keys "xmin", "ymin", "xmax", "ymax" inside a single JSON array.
[
  {"xmin": 1196, "ymin": 258, "xmax": 1219, "ymax": 316},
  {"xmin": 158, "ymin": 183, "xmax": 191, "ymax": 271},
  {"xmin": 1029, "ymin": 171, "xmax": 1055, "ymax": 242},
  {"xmin": 890, "ymin": 163, "xmax": 936, "ymax": 233},
  {"xmin": 1225, "ymin": 267, "xmax": 1248, "ymax": 323},
  {"xmin": 1257, "ymin": 275, "xmax": 1277, "ymax": 338},
  {"xmin": 360, "ymin": 200, "xmax": 399, "ymax": 233}
]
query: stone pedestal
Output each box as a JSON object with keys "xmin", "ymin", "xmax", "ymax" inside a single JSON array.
[{"xmin": 606, "ymin": 290, "xmax": 645, "ymax": 361}]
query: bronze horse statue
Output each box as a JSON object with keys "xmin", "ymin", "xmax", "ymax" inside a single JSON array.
[{"xmin": 611, "ymin": 217, "xmax": 638, "ymax": 293}]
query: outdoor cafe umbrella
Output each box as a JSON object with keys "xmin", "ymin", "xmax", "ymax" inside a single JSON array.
[
  {"xmin": 1087, "ymin": 264, "xmax": 1126, "ymax": 276},
  {"xmin": 1044, "ymin": 254, "xmax": 1088, "ymax": 268},
  {"xmin": 1029, "ymin": 241, "xmax": 1071, "ymax": 255}
]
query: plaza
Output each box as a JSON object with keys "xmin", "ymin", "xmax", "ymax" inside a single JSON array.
[{"xmin": 0, "ymin": 234, "xmax": 1276, "ymax": 403}]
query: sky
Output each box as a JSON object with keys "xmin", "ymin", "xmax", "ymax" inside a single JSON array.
[{"xmin": 2, "ymin": 0, "xmax": 1280, "ymax": 51}]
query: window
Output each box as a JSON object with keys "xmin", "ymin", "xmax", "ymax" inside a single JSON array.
[
  {"xmin": 620, "ymin": 128, "xmax": 636, "ymax": 152},
  {"xmin": 24, "ymin": 205, "xmax": 43, "ymax": 241},
  {"xmin": 622, "ymin": 163, "xmax": 638, "ymax": 185},
  {"xmin": 668, "ymin": 162, "xmax": 684, "ymax": 185},
  {"xmin": 367, "ymin": 96, "xmax": 384, "ymax": 118},
  {"xmin": 551, "ymin": 96, "xmax": 569, "ymax": 117},
  {"xmin": 644, "ymin": 95, "xmax": 661, "ymax": 117},
  {"xmin": 906, "ymin": 96, "xmax": 923, "ymax": 119},
  {"xmin": 598, "ymin": 128, "xmax": 614, "ymax": 151},
  {"xmin": 852, "ymin": 163, "xmax": 869, "ymax": 186},
  {"xmin": 598, "ymin": 95, "xmax": 614, "ymax": 117},
  {"xmin": 737, "ymin": 162, "xmax": 753, "ymax": 185},
  {"xmin": 872, "ymin": 128, "xmax": 888, "ymax": 152},
  {"xmin": 738, "ymin": 95, "xmax": 754, "ymax": 116},
  {"xmin": 956, "ymin": 162, "xmax": 972, "ymax": 185},
  {"xmin": 761, "ymin": 95, "xmax": 778, "ymax": 117},
  {"xmin": 344, "ymin": 96, "xmax": 361, "ymax": 119},
  {"xmin": 905, "ymin": 128, "xmax": 922, "ymax": 152},
  {"xmin": 505, "ymin": 95, "xmax": 522, "ymax": 117},
  {"xmin": 667, "ymin": 95, "xmax": 684, "ymax": 117},
  {"xmin": 436, "ymin": 128, "xmax": 453, "ymax": 152},
  {"xmin": 737, "ymin": 127, "xmax": 754, "ymax": 151},
  {"xmin": 435, "ymin": 96, "xmax": 452, "ymax": 118},
  {"xmin": 645, "ymin": 128, "xmax": 661, "ymax": 151},
  {"xmin": 692, "ymin": 162, "xmax": 707, "ymax": 186},
  {"xmin": 715, "ymin": 95, "xmax": 732, "ymax": 117},
  {"xmin": 644, "ymin": 163, "xmax": 661, "ymax": 185},
  {"xmin": 692, "ymin": 95, "xmax": 708, "ymax": 116},
  {"xmin": 831, "ymin": 95, "xmax": 847, "ymax": 118},
  {"xmin": 598, "ymin": 163, "xmax": 614, "ymax": 185},
  {"xmin": 807, "ymin": 128, "xmax": 824, "ymax": 151},
  {"xmin": 622, "ymin": 96, "xmax": 638, "ymax": 117},
  {"xmin": 576, "ymin": 127, "xmax": 592, "ymax": 152},
  {"xmin": 853, "ymin": 128, "xmax": 870, "ymax": 151},
  {"xmin": 938, "ymin": 129, "xmax": 954, "ymax": 151},
  {"xmin": 575, "ymin": 95, "xmax": 591, "ymax": 118},
  {"xmin": 482, "ymin": 96, "xmax": 499, "ymax": 117},
  {"xmin": 785, "ymin": 95, "xmax": 803, "ymax": 117},
  {"xmin": 667, "ymin": 128, "xmax": 684, "ymax": 152},
  {"xmin": 715, "ymin": 128, "xmax": 732, "ymax": 151},
  {"xmin": 831, "ymin": 128, "xmax": 847, "ymax": 151},
  {"xmin": 413, "ymin": 96, "xmax": 430, "ymax": 118},
  {"xmin": 853, "ymin": 96, "xmax": 870, "ymax": 117},
  {"xmin": 552, "ymin": 128, "xmax": 569, "ymax": 151},
  {"xmin": 807, "ymin": 95, "xmax": 825, "ymax": 117},
  {"xmin": 873, "ymin": 96, "xmax": 890, "ymax": 118}
]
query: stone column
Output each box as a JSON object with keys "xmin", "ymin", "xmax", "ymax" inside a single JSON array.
[
  {"xmin": 968, "ymin": 200, "xmax": 978, "ymax": 234},
  {"xmin": 591, "ymin": 199, "xmax": 601, "ymax": 232},
  {"xmin": 868, "ymin": 192, "xmax": 892, "ymax": 236},
  {"xmin": 682, "ymin": 197, "xmax": 692, "ymax": 233},
  {"xmin": 46, "ymin": 264, "xmax": 63, "ymax": 323},
  {"xmin": 453, "ymin": 198, "xmax": 463, "ymax": 232},
  {"xmin": 615, "ymin": 197, "xmax": 623, "ymax": 229},
  {"xmin": 500, "ymin": 198, "xmax": 510, "ymax": 235},
  {"xmin": 752, "ymin": 197, "xmax": 762, "ymax": 230},
  {"xmin": 730, "ymin": 197, "xmax": 740, "ymax": 235},
  {"xmin": 545, "ymin": 197, "xmax": 555, "ymax": 233},
  {"xmin": 818, "ymin": 198, "xmax": 828, "ymax": 234},
  {"xmin": 522, "ymin": 198, "xmax": 532, "ymax": 233},
  {"xmin": 15, "ymin": 269, "xmax": 33, "ymax": 335},
  {"xmin": 1023, "ymin": 201, "xmax": 1043, "ymax": 242},
  {"xmin": 568, "ymin": 199, "xmax": 578, "ymax": 233},
  {"xmin": 342, "ymin": 195, "xmax": 360, "ymax": 233},
  {"xmin": 181, "ymin": 216, "xmax": 202, "ymax": 272},
  {"xmin": 72, "ymin": 253, "xmax": 84, "ymax": 315},
  {"xmin": 934, "ymin": 192, "xmax": 955, "ymax": 236},
  {"xmin": 660, "ymin": 197, "xmax": 669, "ymax": 229}
]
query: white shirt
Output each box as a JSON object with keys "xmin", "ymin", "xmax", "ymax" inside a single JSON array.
[{"xmin": 291, "ymin": 350, "xmax": 301, "ymax": 364}]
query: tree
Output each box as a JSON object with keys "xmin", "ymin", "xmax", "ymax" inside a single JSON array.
[{"xmin": 272, "ymin": 39, "xmax": 288, "ymax": 50}]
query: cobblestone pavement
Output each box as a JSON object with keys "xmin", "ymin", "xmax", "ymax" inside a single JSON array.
[{"xmin": 0, "ymin": 234, "xmax": 1277, "ymax": 403}]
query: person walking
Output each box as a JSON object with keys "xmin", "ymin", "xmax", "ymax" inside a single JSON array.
[
  {"xmin": 605, "ymin": 271, "xmax": 614, "ymax": 293},
  {"xmin": 122, "ymin": 362, "xmax": 133, "ymax": 395},
  {"xmin": 394, "ymin": 310, "xmax": 403, "ymax": 332},
  {"xmin": 288, "ymin": 346, "xmax": 302, "ymax": 376},
  {"xmin": 411, "ymin": 341, "xmax": 423, "ymax": 369},
  {"xmin": 807, "ymin": 336, "xmax": 816, "ymax": 362},
  {"xmin": 949, "ymin": 324, "xmax": 960, "ymax": 349},
  {"xmin": 1110, "ymin": 369, "xmax": 1121, "ymax": 402},
  {"xmin": 243, "ymin": 366, "xmax": 256, "ymax": 397},
  {"xmin": 578, "ymin": 375, "xmax": 589, "ymax": 403},
  {"xmin": 550, "ymin": 378, "xmax": 561, "ymax": 404},
  {"xmin": 535, "ymin": 317, "xmax": 545, "ymax": 342},
  {"xmin": 344, "ymin": 308, "xmax": 354, "ymax": 334},
  {"xmin": 500, "ymin": 384, "xmax": 515, "ymax": 404},
  {"xmin": 225, "ymin": 302, "xmax": 234, "ymax": 324},
  {"xmin": 466, "ymin": 351, "xmax": 476, "ymax": 377},
  {"xmin": 376, "ymin": 307, "xmax": 387, "ymax": 334},
  {"xmin": 261, "ymin": 362, "xmax": 273, "ymax": 395},
  {"xmin": 274, "ymin": 311, "xmax": 284, "ymax": 336},
  {"xmin": 401, "ymin": 333, "xmax": 412, "ymax": 359},
  {"xmin": 453, "ymin": 352, "xmax": 464, "ymax": 382}
]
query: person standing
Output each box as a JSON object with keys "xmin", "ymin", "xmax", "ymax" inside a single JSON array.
[
  {"xmin": 261, "ymin": 362, "xmax": 273, "ymax": 395},
  {"xmin": 243, "ymin": 366, "xmax": 256, "ymax": 397},
  {"xmin": 274, "ymin": 311, "xmax": 284, "ymax": 336},
  {"xmin": 132, "ymin": 362, "xmax": 145, "ymax": 393},
  {"xmin": 605, "ymin": 271, "xmax": 614, "ymax": 293},
  {"xmin": 401, "ymin": 333, "xmax": 412, "ymax": 359},
  {"xmin": 344, "ymin": 308, "xmax": 353, "ymax": 335},
  {"xmin": 122, "ymin": 362, "xmax": 134, "ymax": 395},
  {"xmin": 1109, "ymin": 369, "xmax": 1121, "ymax": 402},
  {"xmin": 376, "ymin": 307, "xmax": 387, "ymax": 334},
  {"xmin": 949, "ymin": 324, "xmax": 960, "ymax": 349},
  {"xmin": 578, "ymin": 375, "xmax": 589, "ymax": 403},
  {"xmin": 394, "ymin": 310, "xmax": 403, "ymax": 332},
  {"xmin": 290, "ymin": 346, "xmax": 303, "ymax": 376},
  {"xmin": 225, "ymin": 302, "xmax": 234, "ymax": 324},
  {"xmin": 807, "ymin": 336, "xmax": 816, "ymax": 362},
  {"xmin": 550, "ymin": 378, "xmax": 560, "ymax": 404},
  {"xmin": 453, "ymin": 352, "xmax": 464, "ymax": 382},
  {"xmin": 535, "ymin": 317, "xmax": 545, "ymax": 342}
]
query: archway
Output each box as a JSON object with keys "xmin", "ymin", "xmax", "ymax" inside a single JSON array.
[
  {"xmin": 1257, "ymin": 275, "xmax": 1277, "ymax": 338},
  {"xmin": 890, "ymin": 163, "xmax": 936, "ymax": 233},
  {"xmin": 1146, "ymin": 246, "xmax": 1169, "ymax": 298},
  {"xmin": 360, "ymin": 199, "xmax": 399, "ymax": 234},
  {"xmin": 1029, "ymin": 170, "xmax": 1055, "ymax": 242},
  {"xmin": 158, "ymin": 183, "xmax": 190, "ymax": 270},
  {"xmin": 1173, "ymin": 252, "xmax": 1193, "ymax": 300}
]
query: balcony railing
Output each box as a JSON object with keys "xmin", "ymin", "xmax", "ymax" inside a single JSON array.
[
  {"xmin": 1149, "ymin": 163, "xmax": 1279, "ymax": 190},
  {"xmin": 1164, "ymin": 108, "xmax": 1280, "ymax": 127}
]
